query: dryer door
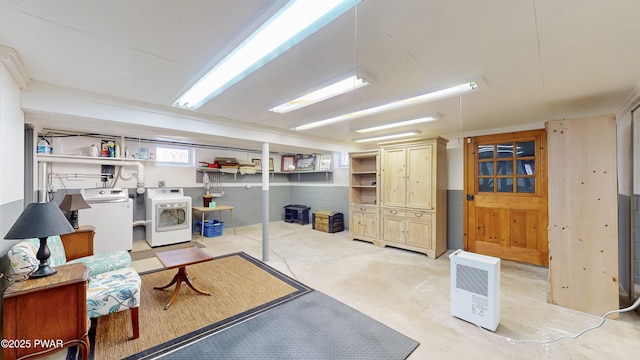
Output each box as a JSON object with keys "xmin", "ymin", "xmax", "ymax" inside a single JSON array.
[{"xmin": 155, "ymin": 202, "xmax": 189, "ymax": 232}]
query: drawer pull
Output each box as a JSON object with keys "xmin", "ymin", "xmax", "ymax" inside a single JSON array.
[
  {"xmin": 391, "ymin": 210, "xmax": 397, "ymax": 215},
  {"xmin": 415, "ymin": 213, "xmax": 422, "ymax": 217}
]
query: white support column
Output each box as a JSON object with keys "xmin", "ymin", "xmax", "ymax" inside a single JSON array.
[{"xmin": 261, "ymin": 143, "xmax": 270, "ymax": 261}]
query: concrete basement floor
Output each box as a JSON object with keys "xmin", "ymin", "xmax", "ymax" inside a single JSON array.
[{"xmin": 131, "ymin": 221, "xmax": 640, "ymax": 359}]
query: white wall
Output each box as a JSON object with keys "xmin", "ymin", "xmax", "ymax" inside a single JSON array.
[
  {"xmin": 0, "ymin": 61, "xmax": 25, "ymax": 253},
  {"xmin": 446, "ymin": 142, "xmax": 464, "ymax": 191},
  {"xmin": 0, "ymin": 63, "xmax": 23, "ymax": 204}
]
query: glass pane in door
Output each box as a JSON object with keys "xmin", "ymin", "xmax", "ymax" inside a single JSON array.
[
  {"xmin": 516, "ymin": 141, "xmax": 535, "ymax": 157},
  {"xmin": 497, "ymin": 178, "xmax": 513, "ymax": 192},
  {"xmin": 517, "ymin": 178, "xmax": 535, "ymax": 193},
  {"xmin": 479, "ymin": 178, "xmax": 494, "ymax": 192},
  {"xmin": 497, "ymin": 143, "xmax": 513, "ymax": 158},
  {"xmin": 517, "ymin": 160, "xmax": 535, "ymax": 175},
  {"xmin": 496, "ymin": 160, "xmax": 513, "ymax": 175},
  {"xmin": 478, "ymin": 144, "xmax": 494, "ymax": 159},
  {"xmin": 479, "ymin": 161, "xmax": 494, "ymax": 175}
]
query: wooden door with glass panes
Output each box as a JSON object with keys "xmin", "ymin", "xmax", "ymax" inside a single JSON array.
[{"xmin": 463, "ymin": 130, "xmax": 548, "ymax": 266}]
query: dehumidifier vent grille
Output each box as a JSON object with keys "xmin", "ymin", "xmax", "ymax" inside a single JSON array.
[{"xmin": 456, "ymin": 264, "xmax": 488, "ymax": 297}]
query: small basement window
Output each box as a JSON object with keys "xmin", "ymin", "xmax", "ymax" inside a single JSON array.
[{"xmin": 154, "ymin": 145, "xmax": 194, "ymax": 167}]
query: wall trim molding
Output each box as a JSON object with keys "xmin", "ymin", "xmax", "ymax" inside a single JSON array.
[
  {"xmin": 617, "ymin": 82, "xmax": 640, "ymax": 118},
  {"xmin": 0, "ymin": 45, "xmax": 30, "ymax": 88}
]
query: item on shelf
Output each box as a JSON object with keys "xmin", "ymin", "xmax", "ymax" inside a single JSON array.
[
  {"xmin": 251, "ymin": 159, "xmax": 262, "ymax": 171},
  {"xmin": 295, "ymin": 154, "xmax": 315, "ymax": 171},
  {"xmin": 239, "ymin": 161, "xmax": 257, "ymax": 175},
  {"xmin": 215, "ymin": 157, "xmax": 239, "ymax": 169},
  {"xmin": 139, "ymin": 147, "xmax": 150, "ymax": 160},
  {"xmin": 37, "ymin": 137, "xmax": 52, "ymax": 154},
  {"xmin": 316, "ymin": 154, "xmax": 332, "ymax": 171},
  {"xmin": 101, "ymin": 140, "xmax": 116, "ymax": 157},
  {"xmin": 282, "ymin": 155, "xmax": 296, "ymax": 172},
  {"xmin": 90, "ymin": 144, "xmax": 99, "ymax": 157},
  {"xmin": 199, "ymin": 161, "xmax": 216, "ymax": 168}
]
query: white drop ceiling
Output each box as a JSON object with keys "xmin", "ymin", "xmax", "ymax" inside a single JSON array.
[{"xmin": 2, "ymin": 0, "xmax": 640, "ymax": 153}]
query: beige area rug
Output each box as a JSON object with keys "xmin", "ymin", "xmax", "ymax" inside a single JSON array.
[
  {"xmin": 92, "ymin": 252, "xmax": 312, "ymax": 360},
  {"xmin": 129, "ymin": 241, "xmax": 205, "ymax": 261}
]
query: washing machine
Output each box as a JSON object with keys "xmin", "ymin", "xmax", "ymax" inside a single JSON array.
[
  {"xmin": 146, "ymin": 187, "xmax": 192, "ymax": 247},
  {"xmin": 78, "ymin": 188, "xmax": 133, "ymax": 254}
]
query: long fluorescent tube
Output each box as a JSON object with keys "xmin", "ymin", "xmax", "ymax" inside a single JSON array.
[
  {"xmin": 355, "ymin": 116, "xmax": 438, "ymax": 133},
  {"xmin": 269, "ymin": 75, "xmax": 369, "ymax": 113},
  {"xmin": 173, "ymin": 0, "xmax": 361, "ymax": 110},
  {"xmin": 294, "ymin": 81, "xmax": 477, "ymax": 130},
  {"xmin": 353, "ymin": 130, "xmax": 422, "ymax": 143}
]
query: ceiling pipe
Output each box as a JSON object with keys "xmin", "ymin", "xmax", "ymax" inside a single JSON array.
[{"xmin": 37, "ymin": 156, "xmax": 145, "ymax": 195}]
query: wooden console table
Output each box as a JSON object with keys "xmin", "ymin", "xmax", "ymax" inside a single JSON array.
[
  {"xmin": 192, "ymin": 205, "xmax": 237, "ymax": 241},
  {"xmin": 60, "ymin": 225, "xmax": 95, "ymax": 260},
  {"xmin": 2, "ymin": 263, "xmax": 91, "ymax": 360}
]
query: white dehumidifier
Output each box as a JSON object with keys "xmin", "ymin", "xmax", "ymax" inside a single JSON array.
[{"xmin": 449, "ymin": 249, "xmax": 500, "ymax": 331}]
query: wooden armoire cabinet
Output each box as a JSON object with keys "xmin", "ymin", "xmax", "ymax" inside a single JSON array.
[
  {"xmin": 379, "ymin": 137, "xmax": 448, "ymax": 258},
  {"xmin": 349, "ymin": 150, "xmax": 380, "ymax": 245}
]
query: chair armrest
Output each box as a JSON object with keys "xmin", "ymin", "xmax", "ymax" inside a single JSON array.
[
  {"xmin": 67, "ymin": 251, "xmax": 131, "ymax": 277},
  {"xmin": 60, "ymin": 226, "xmax": 95, "ymax": 260}
]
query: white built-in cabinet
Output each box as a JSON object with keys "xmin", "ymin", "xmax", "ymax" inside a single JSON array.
[{"xmin": 349, "ymin": 137, "xmax": 448, "ymax": 258}]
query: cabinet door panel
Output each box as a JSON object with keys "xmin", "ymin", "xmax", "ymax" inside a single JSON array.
[
  {"xmin": 407, "ymin": 144, "xmax": 433, "ymax": 209},
  {"xmin": 382, "ymin": 216, "xmax": 405, "ymax": 244},
  {"xmin": 382, "ymin": 148, "xmax": 406, "ymax": 207},
  {"xmin": 351, "ymin": 212, "xmax": 364, "ymax": 237},
  {"xmin": 363, "ymin": 213, "xmax": 379, "ymax": 239},
  {"xmin": 406, "ymin": 219, "xmax": 432, "ymax": 249}
]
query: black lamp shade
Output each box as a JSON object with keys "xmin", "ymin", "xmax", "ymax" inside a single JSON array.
[{"xmin": 4, "ymin": 202, "xmax": 75, "ymax": 278}]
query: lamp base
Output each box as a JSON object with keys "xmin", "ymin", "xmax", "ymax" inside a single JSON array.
[
  {"xmin": 30, "ymin": 264, "xmax": 57, "ymax": 278},
  {"xmin": 69, "ymin": 210, "xmax": 79, "ymax": 229},
  {"xmin": 31, "ymin": 236, "xmax": 57, "ymax": 278}
]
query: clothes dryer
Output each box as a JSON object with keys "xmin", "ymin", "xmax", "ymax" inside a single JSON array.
[{"xmin": 145, "ymin": 188, "xmax": 192, "ymax": 247}]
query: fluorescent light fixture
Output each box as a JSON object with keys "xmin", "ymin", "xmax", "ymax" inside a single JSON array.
[
  {"xmin": 353, "ymin": 130, "xmax": 422, "ymax": 143},
  {"xmin": 173, "ymin": 0, "xmax": 361, "ymax": 110},
  {"xmin": 269, "ymin": 75, "xmax": 369, "ymax": 113},
  {"xmin": 294, "ymin": 81, "xmax": 477, "ymax": 130},
  {"xmin": 355, "ymin": 115, "xmax": 438, "ymax": 133}
]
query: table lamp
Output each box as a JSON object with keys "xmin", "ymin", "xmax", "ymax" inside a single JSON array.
[
  {"xmin": 58, "ymin": 193, "xmax": 91, "ymax": 229},
  {"xmin": 4, "ymin": 202, "xmax": 75, "ymax": 278}
]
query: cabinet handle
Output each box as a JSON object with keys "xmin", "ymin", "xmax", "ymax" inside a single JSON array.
[
  {"xmin": 415, "ymin": 213, "xmax": 422, "ymax": 217},
  {"xmin": 391, "ymin": 210, "xmax": 397, "ymax": 215}
]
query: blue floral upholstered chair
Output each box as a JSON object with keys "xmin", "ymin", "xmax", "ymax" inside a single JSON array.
[{"xmin": 2, "ymin": 235, "xmax": 141, "ymax": 340}]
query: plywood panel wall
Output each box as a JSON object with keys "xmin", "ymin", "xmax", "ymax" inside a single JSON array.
[{"xmin": 546, "ymin": 115, "xmax": 619, "ymax": 317}]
